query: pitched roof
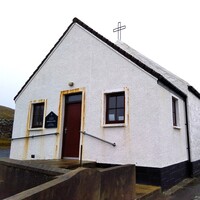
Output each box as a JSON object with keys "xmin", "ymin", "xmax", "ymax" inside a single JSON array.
[
  {"xmin": 116, "ymin": 41, "xmax": 200, "ymax": 100},
  {"xmin": 15, "ymin": 17, "xmax": 194, "ymax": 100},
  {"xmin": 116, "ymin": 41, "xmax": 189, "ymax": 92}
]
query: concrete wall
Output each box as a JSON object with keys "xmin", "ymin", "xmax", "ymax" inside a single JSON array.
[
  {"xmin": 0, "ymin": 159, "xmax": 59, "ymax": 199},
  {"xmin": 11, "ymin": 23, "xmax": 188, "ymax": 169},
  {"xmin": 100, "ymin": 165, "xmax": 135, "ymax": 200},
  {"xmin": 8, "ymin": 168, "xmax": 101, "ymax": 200},
  {"xmin": 4, "ymin": 164, "xmax": 135, "ymax": 200}
]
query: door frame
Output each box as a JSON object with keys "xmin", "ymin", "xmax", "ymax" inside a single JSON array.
[{"xmin": 57, "ymin": 88, "xmax": 85, "ymax": 159}]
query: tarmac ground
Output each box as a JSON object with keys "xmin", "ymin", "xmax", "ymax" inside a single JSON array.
[
  {"xmin": 165, "ymin": 177, "xmax": 200, "ymax": 200},
  {"xmin": 142, "ymin": 177, "xmax": 200, "ymax": 200}
]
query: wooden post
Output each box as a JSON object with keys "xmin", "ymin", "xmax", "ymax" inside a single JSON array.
[{"xmin": 80, "ymin": 145, "xmax": 83, "ymax": 167}]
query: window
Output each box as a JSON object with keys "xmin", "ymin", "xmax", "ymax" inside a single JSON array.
[
  {"xmin": 65, "ymin": 93, "xmax": 82, "ymax": 104},
  {"xmin": 172, "ymin": 96, "xmax": 179, "ymax": 127},
  {"xmin": 31, "ymin": 103, "xmax": 45, "ymax": 128},
  {"xmin": 106, "ymin": 92, "xmax": 125, "ymax": 124}
]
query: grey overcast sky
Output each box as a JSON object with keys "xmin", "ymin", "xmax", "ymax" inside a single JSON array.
[{"xmin": 1, "ymin": 0, "xmax": 200, "ymax": 109}]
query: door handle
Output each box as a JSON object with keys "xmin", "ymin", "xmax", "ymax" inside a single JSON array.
[{"xmin": 64, "ymin": 128, "xmax": 67, "ymax": 134}]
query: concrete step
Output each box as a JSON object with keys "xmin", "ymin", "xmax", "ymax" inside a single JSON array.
[
  {"xmin": 22, "ymin": 159, "xmax": 96, "ymax": 169},
  {"xmin": 135, "ymin": 184, "xmax": 161, "ymax": 200}
]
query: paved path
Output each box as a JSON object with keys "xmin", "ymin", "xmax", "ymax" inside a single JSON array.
[
  {"xmin": 169, "ymin": 178, "xmax": 200, "ymax": 200},
  {"xmin": 155, "ymin": 177, "xmax": 200, "ymax": 200}
]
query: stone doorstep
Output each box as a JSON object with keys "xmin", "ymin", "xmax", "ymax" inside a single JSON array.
[{"xmin": 135, "ymin": 184, "xmax": 161, "ymax": 200}]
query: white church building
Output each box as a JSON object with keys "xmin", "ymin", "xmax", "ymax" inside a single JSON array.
[{"xmin": 10, "ymin": 18, "xmax": 200, "ymax": 189}]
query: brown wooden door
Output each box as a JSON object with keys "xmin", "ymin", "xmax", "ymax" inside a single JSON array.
[{"xmin": 62, "ymin": 94, "xmax": 82, "ymax": 158}]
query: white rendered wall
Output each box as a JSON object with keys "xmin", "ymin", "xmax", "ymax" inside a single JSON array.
[
  {"xmin": 10, "ymin": 23, "xmax": 188, "ymax": 168},
  {"xmin": 187, "ymin": 92, "xmax": 200, "ymax": 162}
]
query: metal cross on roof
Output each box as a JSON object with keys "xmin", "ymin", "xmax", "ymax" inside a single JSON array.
[{"xmin": 113, "ymin": 22, "xmax": 126, "ymax": 41}]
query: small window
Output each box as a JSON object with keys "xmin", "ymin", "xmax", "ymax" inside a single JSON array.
[
  {"xmin": 31, "ymin": 103, "xmax": 45, "ymax": 128},
  {"xmin": 65, "ymin": 93, "xmax": 82, "ymax": 104},
  {"xmin": 106, "ymin": 92, "xmax": 125, "ymax": 124},
  {"xmin": 172, "ymin": 97, "xmax": 179, "ymax": 127}
]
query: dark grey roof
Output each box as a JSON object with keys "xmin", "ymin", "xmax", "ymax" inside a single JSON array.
[{"xmin": 15, "ymin": 17, "xmax": 198, "ymax": 100}]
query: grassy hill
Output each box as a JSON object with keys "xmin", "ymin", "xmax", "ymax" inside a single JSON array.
[
  {"xmin": 0, "ymin": 105, "xmax": 14, "ymax": 120},
  {"xmin": 0, "ymin": 105, "xmax": 14, "ymax": 147}
]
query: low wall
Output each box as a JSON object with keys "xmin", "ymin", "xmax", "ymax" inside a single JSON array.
[
  {"xmin": 2, "ymin": 161, "xmax": 135, "ymax": 200},
  {"xmin": 6, "ymin": 168, "xmax": 101, "ymax": 200},
  {"xmin": 0, "ymin": 158, "xmax": 68, "ymax": 199},
  {"xmin": 100, "ymin": 165, "xmax": 135, "ymax": 200}
]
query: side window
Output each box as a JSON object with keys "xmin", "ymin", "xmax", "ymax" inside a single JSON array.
[
  {"xmin": 172, "ymin": 96, "xmax": 179, "ymax": 127},
  {"xmin": 31, "ymin": 102, "xmax": 45, "ymax": 128},
  {"xmin": 106, "ymin": 92, "xmax": 125, "ymax": 124}
]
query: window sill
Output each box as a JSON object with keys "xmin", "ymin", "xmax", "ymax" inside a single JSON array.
[
  {"xmin": 29, "ymin": 128, "xmax": 44, "ymax": 131},
  {"xmin": 173, "ymin": 126, "xmax": 181, "ymax": 130},
  {"xmin": 103, "ymin": 123, "xmax": 126, "ymax": 128}
]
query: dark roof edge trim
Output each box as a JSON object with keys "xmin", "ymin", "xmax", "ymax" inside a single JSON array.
[
  {"xmin": 188, "ymin": 85, "xmax": 200, "ymax": 99},
  {"xmin": 14, "ymin": 20, "xmax": 75, "ymax": 100},
  {"xmin": 158, "ymin": 76, "xmax": 187, "ymax": 99}
]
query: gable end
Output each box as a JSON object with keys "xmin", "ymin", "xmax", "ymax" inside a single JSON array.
[
  {"xmin": 14, "ymin": 20, "xmax": 75, "ymax": 101},
  {"xmin": 14, "ymin": 17, "xmax": 187, "ymax": 101},
  {"xmin": 73, "ymin": 18, "xmax": 187, "ymax": 99}
]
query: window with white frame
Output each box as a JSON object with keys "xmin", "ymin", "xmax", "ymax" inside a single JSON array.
[
  {"xmin": 172, "ymin": 96, "xmax": 179, "ymax": 127},
  {"xmin": 31, "ymin": 102, "xmax": 45, "ymax": 128},
  {"xmin": 105, "ymin": 92, "xmax": 125, "ymax": 124}
]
